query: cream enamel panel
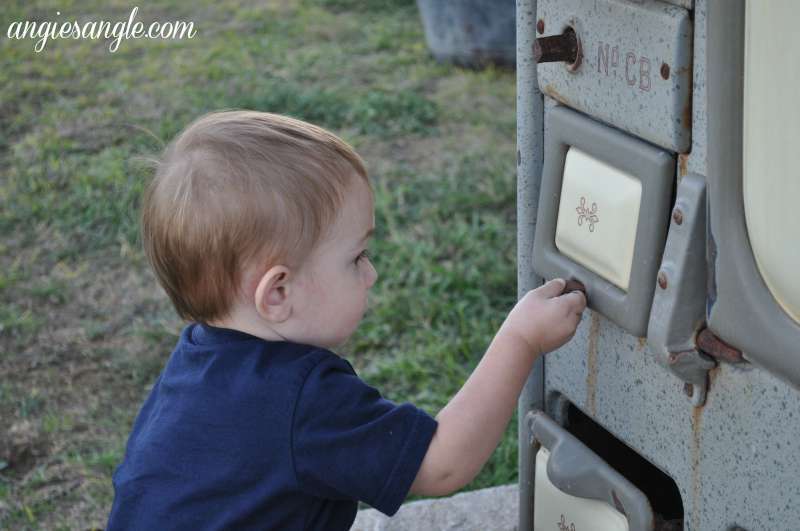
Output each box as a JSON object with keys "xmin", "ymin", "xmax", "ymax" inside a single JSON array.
[
  {"xmin": 534, "ymin": 448, "xmax": 629, "ymax": 531},
  {"xmin": 555, "ymin": 148, "xmax": 642, "ymax": 291},
  {"xmin": 743, "ymin": 0, "xmax": 800, "ymax": 324}
]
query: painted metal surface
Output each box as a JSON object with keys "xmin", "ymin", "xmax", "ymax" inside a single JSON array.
[
  {"xmin": 536, "ymin": 0, "xmax": 692, "ymax": 152},
  {"xmin": 556, "ymin": 147, "xmax": 642, "ymax": 291},
  {"xmin": 742, "ymin": 0, "xmax": 800, "ymax": 324},
  {"xmin": 531, "ymin": 412, "xmax": 652, "ymax": 530},
  {"xmin": 663, "ymin": 0, "xmax": 693, "ymax": 9},
  {"xmin": 532, "ymin": 106, "xmax": 673, "ymax": 337},
  {"xmin": 417, "ymin": 0, "xmax": 516, "ymax": 67},
  {"xmin": 518, "ymin": 0, "xmax": 800, "ymax": 529},
  {"xmin": 534, "ymin": 448, "xmax": 630, "ymax": 531},
  {"xmin": 647, "ymin": 173, "xmax": 711, "ymax": 406},
  {"xmin": 516, "ymin": 1, "xmax": 545, "ymax": 529},
  {"xmin": 544, "ymin": 311, "xmax": 800, "ymax": 530},
  {"xmin": 705, "ymin": 0, "xmax": 800, "ymax": 389}
]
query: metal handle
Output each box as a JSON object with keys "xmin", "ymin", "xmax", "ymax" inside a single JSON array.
[{"xmin": 533, "ymin": 27, "xmax": 579, "ymax": 64}]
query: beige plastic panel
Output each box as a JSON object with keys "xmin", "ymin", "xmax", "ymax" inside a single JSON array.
[
  {"xmin": 555, "ymin": 148, "xmax": 642, "ymax": 291},
  {"xmin": 743, "ymin": 0, "xmax": 800, "ymax": 324},
  {"xmin": 534, "ymin": 448, "xmax": 629, "ymax": 531}
]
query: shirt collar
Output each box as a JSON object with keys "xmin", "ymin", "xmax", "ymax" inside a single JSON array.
[{"xmin": 190, "ymin": 322, "xmax": 262, "ymax": 345}]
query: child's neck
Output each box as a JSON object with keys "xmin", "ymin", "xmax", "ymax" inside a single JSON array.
[{"xmin": 208, "ymin": 305, "xmax": 289, "ymax": 343}]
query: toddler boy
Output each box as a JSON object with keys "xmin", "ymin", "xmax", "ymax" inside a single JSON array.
[{"xmin": 107, "ymin": 110, "xmax": 586, "ymax": 530}]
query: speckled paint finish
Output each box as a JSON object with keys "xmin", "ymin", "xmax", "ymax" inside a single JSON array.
[
  {"xmin": 518, "ymin": 0, "xmax": 800, "ymax": 529},
  {"xmin": 702, "ymin": 0, "xmax": 800, "ymax": 389},
  {"xmin": 544, "ymin": 311, "xmax": 800, "ymax": 530},
  {"xmin": 536, "ymin": 0, "xmax": 693, "ymax": 152},
  {"xmin": 684, "ymin": 1, "xmax": 706, "ymax": 177},
  {"xmin": 515, "ymin": 1, "xmax": 545, "ymax": 529},
  {"xmin": 664, "ymin": 0, "xmax": 694, "ymax": 9}
]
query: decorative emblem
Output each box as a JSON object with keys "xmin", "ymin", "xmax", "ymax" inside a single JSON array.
[
  {"xmin": 575, "ymin": 196, "xmax": 599, "ymax": 232},
  {"xmin": 557, "ymin": 514, "xmax": 577, "ymax": 531}
]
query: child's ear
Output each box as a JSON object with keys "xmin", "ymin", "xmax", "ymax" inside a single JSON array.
[{"xmin": 254, "ymin": 265, "xmax": 292, "ymax": 323}]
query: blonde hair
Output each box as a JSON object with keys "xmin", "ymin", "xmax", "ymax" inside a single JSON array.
[{"xmin": 141, "ymin": 110, "xmax": 370, "ymax": 323}]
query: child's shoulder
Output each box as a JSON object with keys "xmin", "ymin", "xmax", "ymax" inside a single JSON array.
[{"xmin": 170, "ymin": 323, "xmax": 349, "ymax": 385}]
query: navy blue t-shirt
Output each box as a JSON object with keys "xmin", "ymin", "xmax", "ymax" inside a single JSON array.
[{"xmin": 107, "ymin": 323, "xmax": 438, "ymax": 530}]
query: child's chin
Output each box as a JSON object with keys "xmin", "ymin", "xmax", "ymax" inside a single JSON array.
[
  {"xmin": 330, "ymin": 330, "xmax": 358, "ymax": 349},
  {"xmin": 309, "ymin": 335, "xmax": 346, "ymax": 350}
]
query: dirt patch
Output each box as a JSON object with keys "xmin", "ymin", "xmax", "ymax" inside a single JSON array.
[
  {"xmin": 0, "ymin": 421, "xmax": 50, "ymax": 477},
  {"xmin": 0, "ymin": 238, "xmax": 179, "ymax": 527}
]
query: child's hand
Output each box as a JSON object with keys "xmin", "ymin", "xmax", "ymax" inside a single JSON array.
[
  {"xmin": 416, "ymin": 277, "xmax": 587, "ymax": 496},
  {"xmin": 499, "ymin": 278, "xmax": 587, "ymax": 356}
]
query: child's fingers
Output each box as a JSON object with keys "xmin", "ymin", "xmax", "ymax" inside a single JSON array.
[
  {"xmin": 537, "ymin": 278, "xmax": 566, "ymax": 299},
  {"xmin": 557, "ymin": 290, "xmax": 587, "ymax": 315},
  {"xmin": 567, "ymin": 290, "xmax": 587, "ymax": 312}
]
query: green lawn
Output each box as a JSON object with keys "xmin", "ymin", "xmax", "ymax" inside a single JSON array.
[{"xmin": 0, "ymin": 0, "xmax": 518, "ymax": 527}]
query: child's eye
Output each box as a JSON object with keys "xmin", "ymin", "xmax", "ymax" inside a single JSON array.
[{"xmin": 355, "ymin": 249, "xmax": 371, "ymax": 263}]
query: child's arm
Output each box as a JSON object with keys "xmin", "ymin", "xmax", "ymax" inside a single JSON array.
[{"xmin": 409, "ymin": 278, "xmax": 586, "ymax": 497}]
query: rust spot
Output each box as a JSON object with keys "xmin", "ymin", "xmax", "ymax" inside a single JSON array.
[
  {"xmin": 672, "ymin": 207, "xmax": 684, "ymax": 225},
  {"xmin": 706, "ymin": 365, "xmax": 720, "ymax": 392},
  {"xmin": 657, "ymin": 271, "xmax": 668, "ymax": 290},
  {"xmin": 566, "ymin": 25, "xmax": 583, "ymax": 73},
  {"xmin": 537, "ymin": 19, "xmax": 545, "ymax": 34},
  {"xmin": 697, "ymin": 328, "xmax": 745, "ymax": 364},
  {"xmin": 681, "ymin": 101, "xmax": 692, "ymax": 132},
  {"xmin": 586, "ymin": 312, "xmax": 600, "ymax": 416},
  {"xmin": 660, "ymin": 62, "xmax": 670, "ymax": 80},
  {"xmin": 678, "ymin": 153, "xmax": 689, "ymax": 178},
  {"xmin": 637, "ymin": 337, "xmax": 647, "ymax": 351},
  {"xmin": 543, "ymin": 84, "xmax": 570, "ymax": 106}
]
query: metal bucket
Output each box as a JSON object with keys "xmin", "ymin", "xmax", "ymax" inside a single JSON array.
[{"xmin": 417, "ymin": 0, "xmax": 516, "ymax": 68}]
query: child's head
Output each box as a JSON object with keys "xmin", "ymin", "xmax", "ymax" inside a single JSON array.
[{"xmin": 142, "ymin": 110, "xmax": 377, "ymax": 347}]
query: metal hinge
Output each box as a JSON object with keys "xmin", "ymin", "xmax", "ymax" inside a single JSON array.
[
  {"xmin": 667, "ymin": 328, "xmax": 746, "ymax": 407},
  {"xmin": 667, "ymin": 348, "xmax": 715, "ymax": 407},
  {"xmin": 695, "ymin": 327, "xmax": 746, "ymax": 364}
]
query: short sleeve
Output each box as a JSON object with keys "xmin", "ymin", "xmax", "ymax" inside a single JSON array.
[{"xmin": 292, "ymin": 351, "xmax": 438, "ymax": 516}]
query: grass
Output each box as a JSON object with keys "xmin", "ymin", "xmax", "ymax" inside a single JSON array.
[{"xmin": 0, "ymin": 0, "xmax": 517, "ymax": 527}]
